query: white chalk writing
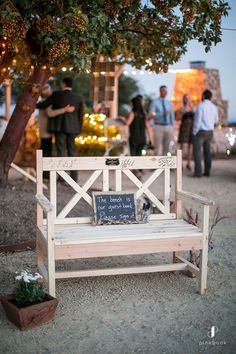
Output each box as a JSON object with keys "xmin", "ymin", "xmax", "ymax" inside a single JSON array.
[{"xmin": 158, "ymin": 157, "xmax": 175, "ymax": 167}]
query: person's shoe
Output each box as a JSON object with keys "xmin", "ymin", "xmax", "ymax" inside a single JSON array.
[
  {"xmin": 203, "ymin": 172, "xmax": 210, "ymax": 177},
  {"xmin": 186, "ymin": 164, "xmax": 191, "ymax": 171},
  {"xmin": 190, "ymin": 173, "xmax": 202, "ymax": 178}
]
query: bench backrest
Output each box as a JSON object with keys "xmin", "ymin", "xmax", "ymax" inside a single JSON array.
[{"xmin": 36, "ymin": 150, "xmax": 182, "ymax": 226}]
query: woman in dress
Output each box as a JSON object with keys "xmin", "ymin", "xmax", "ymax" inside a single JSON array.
[
  {"xmin": 177, "ymin": 93, "xmax": 195, "ymax": 170},
  {"xmin": 126, "ymin": 95, "xmax": 153, "ymax": 178},
  {"xmin": 126, "ymin": 95, "xmax": 153, "ymax": 157}
]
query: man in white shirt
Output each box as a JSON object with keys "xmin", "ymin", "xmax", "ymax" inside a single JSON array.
[{"xmin": 192, "ymin": 89, "xmax": 219, "ymax": 177}]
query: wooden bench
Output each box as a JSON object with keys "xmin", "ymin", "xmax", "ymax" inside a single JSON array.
[{"xmin": 35, "ymin": 150, "xmax": 214, "ymax": 297}]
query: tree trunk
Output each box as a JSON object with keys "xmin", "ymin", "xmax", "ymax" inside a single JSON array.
[{"xmin": 0, "ymin": 66, "xmax": 51, "ymax": 186}]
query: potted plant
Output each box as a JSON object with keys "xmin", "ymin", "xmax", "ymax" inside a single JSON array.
[{"xmin": 0, "ymin": 270, "xmax": 58, "ymax": 330}]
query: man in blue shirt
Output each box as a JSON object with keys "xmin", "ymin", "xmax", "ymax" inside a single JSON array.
[
  {"xmin": 149, "ymin": 85, "xmax": 174, "ymax": 155},
  {"xmin": 192, "ymin": 89, "xmax": 219, "ymax": 177}
]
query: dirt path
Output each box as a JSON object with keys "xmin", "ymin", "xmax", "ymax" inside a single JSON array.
[{"xmin": 0, "ymin": 159, "xmax": 235, "ymax": 354}]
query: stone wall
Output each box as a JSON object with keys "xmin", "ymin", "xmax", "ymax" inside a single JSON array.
[
  {"xmin": 205, "ymin": 68, "xmax": 228, "ymax": 126},
  {"xmin": 173, "ymin": 67, "xmax": 228, "ymax": 126}
]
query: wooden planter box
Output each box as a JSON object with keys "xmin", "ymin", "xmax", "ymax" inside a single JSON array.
[{"xmin": 0, "ymin": 294, "xmax": 58, "ymax": 330}]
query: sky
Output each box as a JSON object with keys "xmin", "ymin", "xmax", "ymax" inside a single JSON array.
[{"xmin": 126, "ymin": 0, "xmax": 236, "ymax": 120}]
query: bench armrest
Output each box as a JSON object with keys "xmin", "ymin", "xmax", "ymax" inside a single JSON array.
[
  {"xmin": 36, "ymin": 193, "xmax": 54, "ymax": 213},
  {"xmin": 177, "ymin": 190, "xmax": 215, "ymax": 206}
]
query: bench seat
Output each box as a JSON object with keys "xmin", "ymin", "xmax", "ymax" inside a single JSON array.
[
  {"xmin": 39, "ymin": 219, "xmax": 202, "ymax": 244},
  {"xmin": 37, "ymin": 220, "xmax": 203, "ymax": 260}
]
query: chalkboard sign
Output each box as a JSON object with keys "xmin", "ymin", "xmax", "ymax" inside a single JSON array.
[{"xmin": 92, "ymin": 192, "xmax": 137, "ymax": 225}]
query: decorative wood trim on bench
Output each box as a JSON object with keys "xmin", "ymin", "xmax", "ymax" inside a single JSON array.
[
  {"xmin": 54, "ymin": 236, "xmax": 202, "ymax": 260},
  {"xmin": 175, "ymin": 255, "xmax": 200, "ymax": 277},
  {"xmin": 42, "ymin": 155, "xmax": 177, "ymax": 171},
  {"xmin": 177, "ymin": 190, "xmax": 215, "ymax": 206},
  {"xmin": 39, "ymin": 154, "xmax": 178, "ymax": 222},
  {"xmin": 35, "ymin": 193, "xmax": 53, "ymax": 213},
  {"xmin": 55, "ymin": 263, "xmax": 188, "ymax": 279}
]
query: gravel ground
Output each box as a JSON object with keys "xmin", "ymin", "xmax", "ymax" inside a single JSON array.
[{"xmin": 0, "ymin": 159, "xmax": 235, "ymax": 354}]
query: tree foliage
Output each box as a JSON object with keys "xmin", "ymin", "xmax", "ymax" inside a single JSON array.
[
  {"xmin": 0, "ymin": 0, "xmax": 230, "ymax": 186},
  {"xmin": 0, "ymin": 0, "xmax": 230, "ymax": 80}
]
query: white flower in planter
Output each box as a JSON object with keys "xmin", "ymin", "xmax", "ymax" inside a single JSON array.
[{"xmin": 15, "ymin": 270, "xmax": 43, "ymax": 283}]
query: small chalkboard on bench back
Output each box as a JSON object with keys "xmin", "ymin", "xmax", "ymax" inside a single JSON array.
[{"xmin": 92, "ymin": 192, "xmax": 137, "ymax": 225}]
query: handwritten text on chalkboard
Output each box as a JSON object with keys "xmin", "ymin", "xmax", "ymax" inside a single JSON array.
[{"xmin": 92, "ymin": 192, "xmax": 137, "ymax": 225}]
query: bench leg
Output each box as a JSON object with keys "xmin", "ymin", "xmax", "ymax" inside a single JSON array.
[
  {"xmin": 199, "ymin": 248, "xmax": 208, "ymax": 295},
  {"xmin": 172, "ymin": 252, "xmax": 180, "ymax": 274},
  {"xmin": 48, "ymin": 269, "xmax": 56, "ymax": 297},
  {"xmin": 46, "ymin": 210, "xmax": 56, "ymax": 297},
  {"xmin": 199, "ymin": 205, "xmax": 209, "ymax": 295},
  {"xmin": 36, "ymin": 231, "xmax": 47, "ymax": 276},
  {"xmin": 173, "ymin": 251, "xmax": 179, "ymax": 263},
  {"xmin": 47, "ymin": 261, "xmax": 56, "ymax": 297},
  {"xmin": 47, "ymin": 244, "xmax": 56, "ymax": 297},
  {"xmin": 36, "ymin": 235, "xmax": 44, "ymax": 269}
]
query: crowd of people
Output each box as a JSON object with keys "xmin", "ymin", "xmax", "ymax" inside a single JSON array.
[
  {"xmin": 0, "ymin": 77, "xmax": 219, "ymax": 181},
  {"xmin": 35, "ymin": 79, "xmax": 219, "ymax": 180},
  {"xmin": 128, "ymin": 86, "xmax": 218, "ymax": 178},
  {"xmin": 36, "ymin": 77, "xmax": 83, "ymax": 181}
]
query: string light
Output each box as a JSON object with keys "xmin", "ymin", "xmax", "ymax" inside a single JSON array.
[
  {"xmin": 75, "ymin": 113, "xmax": 121, "ymax": 150},
  {"xmin": 61, "ymin": 67, "xmax": 67, "ymax": 71},
  {"xmin": 145, "ymin": 58, "xmax": 153, "ymax": 66},
  {"xmin": 122, "ymin": 68, "xmax": 194, "ymax": 76},
  {"xmin": 168, "ymin": 69, "xmax": 192, "ymax": 73}
]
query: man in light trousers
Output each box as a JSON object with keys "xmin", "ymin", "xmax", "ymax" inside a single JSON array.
[{"xmin": 149, "ymin": 85, "xmax": 174, "ymax": 155}]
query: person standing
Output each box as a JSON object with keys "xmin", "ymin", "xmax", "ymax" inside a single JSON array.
[
  {"xmin": 176, "ymin": 93, "xmax": 195, "ymax": 170},
  {"xmin": 192, "ymin": 89, "xmax": 219, "ymax": 177},
  {"xmin": 149, "ymin": 85, "xmax": 174, "ymax": 155},
  {"xmin": 36, "ymin": 77, "xmax": 83, "ymax": 181},
  {"xmin": 126, "ymin": 95, "xmax": 153, "ymax": 179},
  {"xmin": 126, "ymin": 95, "xmax": 153, "ymax": 157},
  {"xmin": 37, "ymin": 84, "xmax": 53, "ymax": 159}
]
